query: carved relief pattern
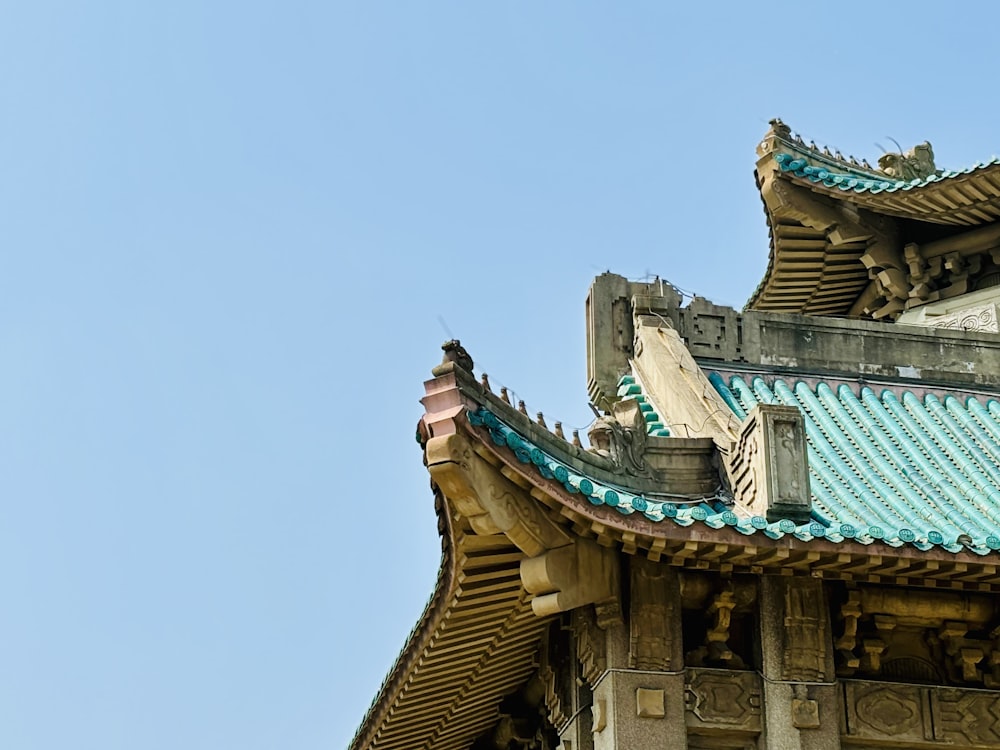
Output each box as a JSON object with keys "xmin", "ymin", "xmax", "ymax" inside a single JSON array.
[
  {"xmin": 929, "ymin": 302, "xmax": 1000, "ymax": 333},
  {"xmin": 684, "ymin": 669, "xmax": 761, "ymax": 733},
  {"xmin": 537, "ymin": 627, "xmax": 569, "ymax": 729},
  {"xmin": 587, "ymin": 397, "xmax": 650, "ymax": 477},
  {"xmin": 844, "ymin": 682, "xmax": 929, "ymax": 743},
  {"xmin": 782, "ymin": 578, "xmax": 828, "ymax": 681},
  {"xmin": 573, "ymin": 606, "xmax": 606, "ymax": 686},
  {"xmin": 844, "ymin": 680, "xmax": 1000, "ymax": 746},
  {"xmin": 728, "ymin": 405, "xmax": 809, "ymax": 520},
  {"xmin": 629, "ymin": 558, "xmax": 674, "ymax": 671},
  {"xmin": 835, "ymin": 591, "xmax": 862, "ymax": 674},
  {"xmin": 936, "ymin": 689, "xmax": 1000, "ymax": 745}
]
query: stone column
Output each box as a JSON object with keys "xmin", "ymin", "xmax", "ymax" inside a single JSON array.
[
  {"xmin": 758, "ymin": 575, "xmax": 840, "ymax": 750},
  {"xmin": 589, "ymin": 558, "xmax": 688, "ymax": 750}
]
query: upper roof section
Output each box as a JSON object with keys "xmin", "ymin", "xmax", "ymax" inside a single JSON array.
[
  {"xmin": 748, "ymin": 120, "xmax": 1000, "ymax": 319},
  {"xmin": 760, "ymin": 118, "xmax": 1000, "ymax": 225}
]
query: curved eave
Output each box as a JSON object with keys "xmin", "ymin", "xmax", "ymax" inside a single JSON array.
[
  {"xmin": 775, "ymin": 152, "xmax": 1000, "ymax": 227},
  {"xmin": 748, "ymin": 131, "xmax": 1000, "ymax": 314},
  {"xmin": 464, "ymin": 394, "xmax": 1000, "ymax": 589},
  {"xmin": 349, "ymin": 486, "xmax": 552, "ymax": 750},
  {"xmin": 745, "ymin": 208, "xmax": 870, "ymax": 315},
  {"xmin": 444, "ymin": 366, "xmax": 1000, "ymax": 587}
]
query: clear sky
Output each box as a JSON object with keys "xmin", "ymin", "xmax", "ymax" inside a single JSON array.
[{"xmin": 2, "ymin": 3, "xmax": 999, "ymax": 749}]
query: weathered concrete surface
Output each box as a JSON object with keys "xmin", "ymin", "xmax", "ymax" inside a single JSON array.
[
  {"xmin": 631, "ymin": 316, "xmax": 741, "ymax": 447},
  {"xmin": 758, "ymin": 576, "xmax": 841, "ymax": 750},
  {"xmin": 586, "ymin": 272, "xmax": 1000, "ymax": 410},
  {"xmin": 590, "ymin": 670, "xmax": 688, "ymax": 750}
]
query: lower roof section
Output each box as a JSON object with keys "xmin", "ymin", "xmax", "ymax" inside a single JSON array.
[
  {"xmin": 464, "ymin": 372, "xmax": 1000, "ymax": 556},
  {"xmin": 713, "ymin": 374, "xmax": 1000, "ymax": 554},
  {"xmin": 349, "ymin": 511, "xmax": 550, "ymax": 750}
]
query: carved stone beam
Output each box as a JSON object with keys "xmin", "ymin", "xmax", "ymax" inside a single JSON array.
[
  {"xmin": 859, "ymin": 638, "xmax": 886, "ymax": 674},
  {"xmin": 959, "ymin": 647, "xmax": 985, "ymax": 683},
  {"xmin": 921, "ymin": 221, "xmax": 1000, "ymax": 259},
  {"xmin": 426, "ymin": 432, "xmax": 571, "ymax": 557},
  {"xmin": 835, "ymin": 591, "xmax": 862, "ymax": 674},
  {"xmin": 573, "ymin": 606, "xmax": 608, "ymax": 686},
  {"xmin": 705, "ymin": 584, "xmax": 737, "ymax": 663},
  {"xmin": 847, "ymin": 280, "xmax": 882, "ymax": 318},
  {"xmin": 628, "ymin": 557, "xmax": 677, "ymax": 671},
  {"xmin": 520, "ymin": 538, "xmax": 620, "ymax": 619},
  {"xmin": 768, "ymin": 180, "xmax": 871, "ymax": 243},
  {"xmin": 934, "ymin": 251, "xmax": 980, "ymax": 301},
  {"xmin": 987, "ymin": 625, "xmax": 1000, "ymax": 687}
]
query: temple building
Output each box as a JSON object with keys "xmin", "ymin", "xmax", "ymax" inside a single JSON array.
[{"xmin": 349, "ymin": 120, "xmax": 1000, "ymax": 750}]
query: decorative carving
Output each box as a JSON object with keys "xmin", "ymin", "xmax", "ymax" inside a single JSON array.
[
  {"xmin": 877, "ymin": 141, "xmax": 937, "ymax": 181},
  {"xmin": 629, "ymin": 557, "xmax": 675, "ymax": 671},
  {"xmin": 835, "ymin": 590, "xmax": 862, "ymax": 675},
  {"xmin": 684, "ymin": 585, "xmax": 741, "ymax": 668},
  {"xmin": 859, "ymin": 638, "xmax": 887, "ymax": 674},
  {"xmin": 520, "ymin": 537, "xmax": 620, "ymax": 618},
  {"xmin": 938, "ymin": 621, "xmax": 988, "ymax": 684},
  {"xmin": 635, "ymin": 688, "xmax": 665, "ymax": 719},
  {"xmin": 537, "ymin": 660, "xmax": 567, "ymax": 731},
  {"xmin": 935, "ymin": 688, "xmax": 1000, "ymax": 745},
  {"xmin": 705, "ymin": 585, "xmax": 740, "ymax": 666},
  {"xmin": 573, "ymin": 606, "xmax": 607, "ymax": 686},
  {"xmin": 928, "ymin": 302, "xmax": 1000, "ymax": 332},
  {"xmin": 431, "ymin": 339, "xmax": 473, "ymax": 376},
  {"xmin": 782, "ymin": 578, "xmax": 828, "ymax": 681},
  {"xmin": 791, "ymin": 699, "xmax": 820, "ymax": 729},
  {"xmin": 587, "ymin": 398, "xmax": 650, "ymax": 477},
  {"xmin": 846, "ymin": 682, "xmax": 927, "ymax": 741},
  {"xmin": 684, "ymin": 669, "xmax": 761, "ymax": 732},
  {"xmin": 537, "ymin": 624, "xmax": 570, "ymax": 730},
  {"xmin": 845, "ymin": 680, "xmax": 1000, "ymax": 746},
  {"xmin": 727, "ymin": 404, "xmax": 810, "ymax": 522},
  {"xmin": 591, "ymin": 699, "xmax": 607, "ymax": 734},
  {"xmin": 426, "ymin": 432, "xmax": 571, "ymax": 558}
]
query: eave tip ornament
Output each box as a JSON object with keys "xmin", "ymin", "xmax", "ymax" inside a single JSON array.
[{"xmin": 431, "ymin": 339, "xmax": 474, "ymax": 376}]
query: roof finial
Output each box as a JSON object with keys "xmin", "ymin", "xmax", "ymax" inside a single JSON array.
[{"xmin": 431, "ymin": 339, "xmax": 474, "ymax": 376}]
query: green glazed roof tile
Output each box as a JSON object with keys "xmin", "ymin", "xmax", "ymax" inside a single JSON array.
[
  {"xmin": 466, "ymin": 375, "xmax": 1000, "ymax": 557},
  {"xmin": 774, "ymin": 152, "xmax": 1000, "ymax": 195}
]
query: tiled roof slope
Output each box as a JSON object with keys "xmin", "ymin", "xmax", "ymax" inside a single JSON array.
[
  {"xmin": 467, "ymin": 375, "xmax": 1000, "ymax": 556},
  {"xmin": 764, "ymin": 134, "xmax": 1000, "ymax": 227},
  {"xmin": 617, "ymin": 374, "xmax": 670, "ymax": 437},
  {"xmin": 774, "ymin": 152, "xmax": 1000, "ymax": 196},
  {"xmin": 712, "ymin": 374, "xmax": 1000, "ymax": 555}
]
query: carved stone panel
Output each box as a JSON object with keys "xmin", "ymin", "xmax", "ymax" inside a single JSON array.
[
  {"xmin": 572, "ymin": 606, "xmax": 606, "ymax": 686},
  {"xmin": 684, "ymin": 669, "xmax": 762, "ymax": 734},
  {"xmin": 841, "ymin": 680, "xmax": 1000, "ymax": 748},
  {"xmin": 629, "ymin": 557, "xmax": 677, "ymax": 671},
  {"xmin": 934, "ymin": 688, "xmax": 1000, "ymax": 746},
  {"xmin": 843, "ymin": 681, "xmax": 931, "ymax": 744},
  {"xmin": 782, "ymin": 577, "xmax": 830, "ymax": 682},
  {"xmin": 728, "ymin": 403, "xmax": 811, "ymax": 522},
  {"xmin": 929, "ymin": 302, "xmax": 1000, "ymax": 333}
]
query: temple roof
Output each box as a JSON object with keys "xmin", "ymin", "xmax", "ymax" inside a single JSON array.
[
  {"xmin": 467, "ymin": 373, "xmax": 1000, "ymax": 556},
  {"xmin": 770, "ymin": 140, "xmax": 1000, "ymax": 226},
  {"xmin": 748, "ymin": 120, "xmax": 1000, "ymax": 317}
]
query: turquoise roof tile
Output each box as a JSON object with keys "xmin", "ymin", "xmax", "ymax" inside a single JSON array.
[
  {"xmin": 616, "ymin": 374, "xmax": 670, "ymax": 437},
  {"xmin": 467, "ymin": 376, "xmax": 1000, "ymax": 556},
  {"xmin": 774, "ymin": 151, "xmax": 1000, "ymax": 195}
]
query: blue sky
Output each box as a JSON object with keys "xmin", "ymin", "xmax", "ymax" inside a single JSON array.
[{"xmin": 2, "ymin": 3, "xmax": 999, "ymax": 749}]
